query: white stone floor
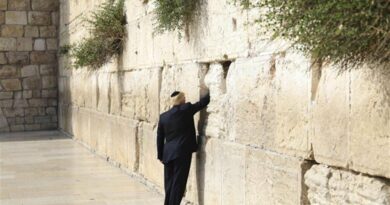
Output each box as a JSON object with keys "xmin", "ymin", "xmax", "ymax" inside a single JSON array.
[{"xmin": 0, "ymin": 131, "xmax": 163, "ymax": 205}]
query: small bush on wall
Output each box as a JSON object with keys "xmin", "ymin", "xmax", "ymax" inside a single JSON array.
[
  {"xmin": 62, "ymin": 0, "xmax": 126, "ymax": 69},
  {"xmin": 153, "ymin": 0, "xmax": 199, "ymax": 35},
  {"xmin": 238, "ymin": 0, "xmax": 390, "ymax": 69}
]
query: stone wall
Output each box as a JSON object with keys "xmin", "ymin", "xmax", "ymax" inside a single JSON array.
[
  {"xmin": 58, "ymin": 0, "xmax": 390, "ymax": 204},
  {"xmin": 0, "ymin": 0, "xmax": 59, "ymax": 132}
]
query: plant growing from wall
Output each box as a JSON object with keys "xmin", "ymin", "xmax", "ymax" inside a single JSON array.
[
  {"xmin": 153, "ymin": 0, "xmax": 199, "ymax": 35},
  {"xmin": 237, "ymin": 0, "xmax": 390, "ymax": 69},
  {"xmin": 61, "ymin": 0, "xmax": 126, "ymax": 69}
]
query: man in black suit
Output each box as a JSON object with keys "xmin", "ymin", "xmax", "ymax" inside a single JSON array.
[{"xmin": 157, "ymin": 91, "xmax": 210, "ymax": 205}]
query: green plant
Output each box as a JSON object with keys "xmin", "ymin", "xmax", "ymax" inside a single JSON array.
[
  {"xmin": 153, "ymin": 0, "xmax": 199, "ymax": 35},
  {"xmin": 237, "ymin": 0, "xmax": 390, "ymax": 69},
  {"xmin": 64, "ymin": 0, "xmax": 126, "ymax": 69}
]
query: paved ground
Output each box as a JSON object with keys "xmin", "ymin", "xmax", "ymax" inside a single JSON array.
[{"xmin": 0, "ymin": 131, "xmax": 164, "ymax": 205}]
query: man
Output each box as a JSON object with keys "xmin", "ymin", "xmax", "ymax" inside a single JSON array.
[{"xmin": 157, "ymin": 91, "xmax": 210, "ymax": 205}]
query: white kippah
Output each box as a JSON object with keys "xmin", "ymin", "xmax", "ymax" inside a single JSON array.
[{"xmin": 171, "ymin": 91, "xmax": 185, "ymax": 106}]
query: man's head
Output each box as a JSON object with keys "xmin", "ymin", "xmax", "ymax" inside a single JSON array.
[{"xmin": 171, "ymin": 91, "xmax": 186, "ymax": 106}]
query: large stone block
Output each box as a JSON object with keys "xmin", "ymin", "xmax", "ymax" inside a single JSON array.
[
  {"xmin": 0, "ymin": 38, "xmax": 16, "ymax": 51},
  {"xmin": 39, "ymin": 26, "xmax": 57, "ymax": 38},
  {"xmin": 0, "ymin": 11, "xmax": 4, "ymax": 24},
  {"xmin": 0, "ymin": 65, "xmax": 18, "ymax": 78},
  {"xmin": 96, "ymin": 73, "xmax": 110, "ymax": 113},
  {"xmin": 24, "ymin": 26, "xmax": 39, "ymax": 37},
  {"xmin": 23, "ymin": 76, "xmax": 41, "ymax": 89},
  {"xmin": 5, "ymin": 11, "xmax": 27, "ymax": 25},
  {"xmin": 6, "ymin": 52, "xmax": 29, "ymax": 64},
  {"xmin": 121, "ymin": 68, "xmax": 160, "ymax": 123},
  {"xmin": 1, "ymin": 25, "xmax": 24, "ymax": 37},
  {"xmin": 30, "ymin": 51, "xmax": 56, "ymax": 64},
  {"xmin": 31, "ymin": 0, "xmax": 59, "ymax": 11},
  {"xmin": 349, "ymin": 68, "xmax": 390, "ymax": 178},
  {"xmin": 305, "ymin": 164, "xmax": 390, "ymax": 205},
  {"xmin": 109, "ymin": 73, "xmax": 121, "ymax": 115},
  {"xmin": 1, "ymin": 78, "xmax": 21, "ymax": 91},
  {"xmin": 245, "ymin": 147, "xmax": 307, "ymax": 205},
  {"xmin": 0, "ymin": 91, "xmax": 13, "ymax": 99},
  {"xmin": 139, "ymin": 122, "xmax": 164, "ymax": 189},
  {"xmin": 16, "ymin": 38, "xmax": 33, "ymax": 51},
  {"xmin": 0, "ymin": 52, "xmax": 6, "ymax": 64},
  {"xmin": 8, "ymin": 0, "xmax": 28, "ymax": 10},
  {"xmin": 42, "ymin": 75, "xmax": 57, "ymax": 88},
  {"xmin": 21, "ymin": 65, "xmax": 38, "ymax": 77},
  {"xmin": 0, "ymin": 0, "xmax": 6, "ymax": 10},
  {"xmin": 28, "ymin": 11, "xmax": 51, "ymax": 25}
]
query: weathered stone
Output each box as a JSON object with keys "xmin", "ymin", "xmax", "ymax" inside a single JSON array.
[
  {"xmin": 0, "ymin": 65, "xmax": 17, "ymax": 78},
  {"xmin": 6, "ymin": 52, "xmax": 29, "ymax": 64},
  {"xmin": 0, "ymin": 11, "xmax": 4, "ymax": 24},
  {"xmin": 305, "ymin": 165, "xmax": 390, "ymax": 205},
  {"xmin": 24, "ymin": 26, "xmax": 39, "ymax": 37},
  {"xmin": 25, "ymin": 124, "xmax": 41, "ymax": 131},
  {"xmin": 13, "ymin": 98, "xmax": 28, "ymax": 107},
  {"xmin": 25, "ymin": 107, "xmax": 38, "ymax": 116},
  {"xmin": 0, "ymin": 109, "xmax": 9, "ymax": 132},
  {"xmin": 0, "ymin": 0, "xmax": 6, "ymax": 10},
  {"xmin": 39, "ymin": 64, "xmax": 55, "ymax": 75},
  {"xmin": 0, "ymin": 38, "xmax": 16, "ymax": 51},
  {"xmin": 8, "ymin": 0, "xmax": 28, "ymax": 10},
  {"xmin": 16, "ymin": 38, "xmax": 33, "ymax": 51},
  {"xmin": 23, "ymin": 76, "xmax": 41, "ymax": 89},
  {"xmin": 42, "ymin": 75, "xmax": 56, "ymax": 88},
  {"xmin": 0, "ymin": 52, "xmax": 6, "ymax": 64},
  {"xmin": 34, "ymin": 116, "xmax": 51, "ymax": 123},
  {"xmin": 96, "ymin": 73, "xmax": 110, "ymax": 113},
  {"xmin": 14, "ymin": 91, "xmax": 22, "ymax": 99},
  {"xmin": 39, "ymin": 26, "xmax": 57, "ymax": 37},
  {"xmin": 3, "ymin": 107, "xmax": 24, "ymax": 117},
  {"xmin": 0, "ymin": 91, "xmax": 13, "ymax": 99},
  {"xmin": 21, "ymin": 65, "xmax": 38, "ymax": 77},
  {"xmin": 30, "ymin": 51, "xmax": 56, "ymax": 64},
  {"xmin": 46, "ymin": 38, "xmax": 57, "ymax": 50},
  {"xmin": 32, "ymin": 89, "xmax": 40, "ymax": 97},
  {"xmin": 28, "ymin": 11, "xmax": 51, "ymax": 25},
  {"xmin": 31, "ymin": 0, "xmax": 59, "ymax": 11},
  {"xmin": 10, "ymin": 124, "xmax": 24, "ymax": 131},
  {"xmin": 46, "ymin": 107, "xmax": 56, "ymax": 115},
  {"xmin": 5, "ymin": 11, "xmax": 27, "ymax": 24},
  {"xmin": 40, "ymin": 122, "xmax": 56, "ymax": 130},
  {"xmin": 42, "ymin": 89, "xmax": 56, "ymax": 98},
  {"xmin": 33, "ymin": 38, "xmax": 45, "ymax": 51},
  {"xmin": 23, "ymin": 90, "xmax": 32, "ymax": 98},
  {"xmin": 38, "ymin": 107, "xmax": 45, "ymax": 115},
  {"xmin": 51, "ymin": 11, "xmax": 58, "ymax": 25},
  {"xmin": 1, "ymin": 25, "xmax": 24, "ymax": 37},
  {"xmin": 1, "ymin": 78, "xmax": 21, "ymax": 91},
  {"xmin": 24, "ymin": 116, "xmax": 34, "ymax": 123},
  {"xmin": 47, "ymin": 98, "xmax": 56, "ymax": 106},
  {"xmin": 0, "ymin": 99, "xmax": 13, "ymax": 107},
  {"xmin": 28, "ymin": 98, "xmax": 47, "ymax": 107}
]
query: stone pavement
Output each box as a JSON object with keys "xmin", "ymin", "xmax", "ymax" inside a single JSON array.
[{"xmin": 0, "ymin": 131, "xmax": 164, "ymax": 205}]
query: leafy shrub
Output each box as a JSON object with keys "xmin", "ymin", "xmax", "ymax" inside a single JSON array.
[
  {"xmin": 153, "ymin": 0, "xmax": 199, "ymax": 34},
  {"xmin": 62, "ymin": 0, "xmax": 126, "ymax": 69},
  {"xmin": 238, "ymin": 0, "xmax": 390, "ymax": 69}
]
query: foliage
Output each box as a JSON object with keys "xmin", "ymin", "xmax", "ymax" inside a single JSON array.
[
  {"xmin": 238, "ymin": 0, "xmax": 390, "ymax": 69},
  {"xmin": 153, "ymin": 0, "xmax": 199, "ymax": 35},
  {"xmin": 62, "ymin": 0, "xmax": 126, "ymax": 69}
]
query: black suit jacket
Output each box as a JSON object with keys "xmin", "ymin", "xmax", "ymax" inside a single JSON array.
[{"xmin": 157, "ymin": 94, "xmax": 210, "ymax": 164}]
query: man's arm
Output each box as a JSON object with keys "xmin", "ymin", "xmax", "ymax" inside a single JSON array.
[
  {"xmin": 190, "ymin": 93, "xmax": 210, "ymax": 115},
  {"xmin": 156, "ymin": 118, "xmax": 164, "ymax": 162}
]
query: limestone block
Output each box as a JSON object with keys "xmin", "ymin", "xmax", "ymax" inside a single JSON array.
[
  {"xmin": 0, "ymin": 99, "xmax": 13, "ymax": 108},
  {"xmin": 139, "ymin": 122, "xmax": 164, "ymax": 189},
  {"xmin": 77, "ymin": 108, "xmax": 91, "ymax": 145},
  {"xmin": 42, "ymin": 75, "xmax": 56, "ymax": 89},
  {"xmin": 349, "ymin": 68, "xmax": 390, "ymax": 178},
  {"xmin": 109, "ymin": 116, "xmax": 138, "ymax": 171},
  {"xmin": 51, "ymin": 12, "xmax": 59, "ymax": 25},
  {"xmin": 28, "ymin": 98, "xmax": 47, "ymax": 107},
  {"xmin": 58, "ymin": 77, "xmax": 70, "ymax": 105},
  {"xmin": 0, "ymin": 11, "xmax": 3, "ymax": 24},
  {"xmin": 0, "ymin": 38, "xmax": 16, "ymax": 51},
  {"xmin": 0, "ymin": 52, "xmax": 6, "ymax": 64},
  {"xmin": 30, "ymin": 51, "xmax": 56, "ymax": 64},
  {"xmin": 21, "ymin": 65, "xmax": 38, "ymax": 77},
  {"xmin": 40, "ymin": 64, "xmax": 56, "ymax": 75},
  {"xmin": 42, "ymin": 89, "xmax": 57, "ymax": 98},
  {"xmin": 97, "ymin": 73, "xmax": 110, "ymax": 113},
  {"xmin": 311, "ymin": 67, "xmax": 350, "ymax": 167},
  {"xmin": 46, "ymin": 38, "xmax": 57, "ymax": 50},
  {"xmin": 39, "ymin": 26, "xmax": 57, "ymax": 38},
  {"xmin": 245, "ymin": 147, "xmax": 306, "ymax": 205},
  {"xmin": 305, "ymin": 164, "xmax": 390, "ymax": 205},
  {"xmin": 0, "ymin": 65, "xmax": 18, "ymax": 78},
  {"xmin": 10, "ymin": 124, "xmax": 24, "ymax": 131},
  {"xmin": 0, "ymin": 109, "xmax": 9, "ymax": 132},
  {"xmin": 23, "ymin": 76, "xmax": 41, "ymax": 89},
  {"xmin": 1, "ymin": 78, "xmax": 21, "ymax": 91},
  {"xmin": 25, "ymin": 124, "xmax": 41, "ymax": 131},
  {"xmin": 25, "ymin": 107, "xmax": 38, "ymax": 116},
  {"xmin": 34, "ymin": 39, "xmax": 46, "ymax": 51},
  {"xmin": 121, "ymin": 68, "xmax": 160, "ymax": 123},
  {"xmin": 1, "ymin": 25, "xmax": 24, "ymax": 37},
  {"xmin": 109, "ymin": 73, "xmax": 121, "ymax": 115},
  {"xmin": 28, "ymin": 11, "xmax": 51, "ymax": 25},
  {"xmin": 89, "ymin": 112, "xmax": 109, "ymax": 155},
  {"xmin": 24, "ymin": 26, "xmax": 39, "ymax": 37},
  {"xmin": 8, "ymin": 0, "xmax": 28, "ymax": 10},
  {"xmin": 6, "ymin": 52, "xmax": 29, "ymax": 64},
  {"xmin": 31, "ymin": 0, "xmax": 59, "ymax": 11},
  {"xmin": 5, "ymin": 11, "xmax": 27, "ymax": 25},
  {"xmin": 3, "ymin": 108, "xmax": 24, "ymax": 117},
  {"xmin": 23, "ymin": 90, "xmax": 32, "ymax": 98},
  {"xmin": 0, "ymin": 91, "xmax": 12, "ymax": 99},
  {"xmin": 0, "ymin": 0, "xmax": 6, "ymax": 10},
  {"xmin": 16, "ymin": 38, "xmax": 33, "ymax": 51}
]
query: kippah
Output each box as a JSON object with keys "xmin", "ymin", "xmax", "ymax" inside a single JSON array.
[{"xmin": 171, "ymin": 91, "xmax": 180, "ymax": 97}]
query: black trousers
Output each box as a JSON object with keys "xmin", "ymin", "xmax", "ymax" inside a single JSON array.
[{"xmin": 164, "ymin": 154, "xmax": 192, "ymax": 205}]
